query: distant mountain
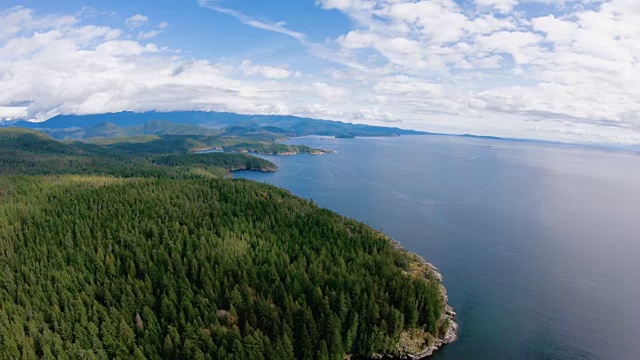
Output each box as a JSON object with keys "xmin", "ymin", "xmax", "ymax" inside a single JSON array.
[
  {"xmin": 85, "ymin": 122, "xmax": 128, "ymax": 138},
  {"xmin": 135, "ymin": 120, "xmax": 220, "ymax": 136},
  {"xmin": 225, "ymin": 118, "xmax": 261, "ymax": 129},
  {"xmin": 218, "ymin": 120, "xmax": 290, "ymax": 140},
  {"xmin": 7, "ymin": 111, "xmax": 426, "ymax": 138},
  {"xmin": 261, "ymin": 125, "xmax": 292, "ymax": 135},
  {"xmin": 11, "ymin": 111, "xmax": 220, "ymax": 129}
]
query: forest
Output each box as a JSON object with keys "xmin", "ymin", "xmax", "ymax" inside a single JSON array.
[
  {"xmin": 0, "ymin": 128, "xmax": 446, "ymax": 359},
  {"xmin": 0, "ymin": 128, "xmax": 278, "ymax": 178}
]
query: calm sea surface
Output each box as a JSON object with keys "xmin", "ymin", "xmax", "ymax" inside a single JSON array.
[{"xmin": 234, "ymin": 135, "xmax": 640, "ymax": 360}]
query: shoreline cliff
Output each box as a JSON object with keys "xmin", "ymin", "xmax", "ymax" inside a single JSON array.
[{"xmin": 376, "ymin": 236, "xmax": 458, "ymax": 359}]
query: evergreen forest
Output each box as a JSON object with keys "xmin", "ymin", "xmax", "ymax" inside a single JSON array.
[{"xmin": 0, "ymin": 128, "xmax": 445, "ymax": 359}]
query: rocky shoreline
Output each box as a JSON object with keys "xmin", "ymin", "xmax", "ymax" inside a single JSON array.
[
  {"xmin": 193, "ymin": 147, "xmax": 333, "ymax": 156},
  {"xmin": 383, "ymin": 237, "xmax": 458, "ymax": 359}
]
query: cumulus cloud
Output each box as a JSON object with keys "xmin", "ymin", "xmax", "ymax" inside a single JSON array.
[
  {"xmin": 312, "ymin": 82, "xmax": 348, "ymax": 100},
  {"xmin": 0, "ymin": 7, "xmax": 76, "ymax": 41},
  {"xmin": 138, "ymin": 21, "xmax": 169, "ymax": 39},
  {"xmin": 0, "ymin": 9, "xmax": 291, "ymax": 120},
  {"xmin": 0, "ymin": 8, "xmax": 364, "ymax": 125},
  {"xmin": 353, "ymin": 108, "xmax": 398, "ymax": 123},
  {"xmin": 240, "ymin": 61, "xmax": 291, "ymax": 79},
  {"xmin": 313, "ymin": 0, "xmax": 640, "ymax": 143},
  {"xmin": 125, "ymin": 14, "xmax": 148, "ymax": 29},
  {"xmin": 475, "ymin": 0, "xmax": 518, "ymax": 13},
  {"xmin": 2, "ymin": 2, "xmax": 640, "ymax": 144}
]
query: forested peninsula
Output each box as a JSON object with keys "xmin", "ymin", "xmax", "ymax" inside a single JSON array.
[{"xmin": 0, "ymin": 128, "xmax": 456, "ymax": 359}]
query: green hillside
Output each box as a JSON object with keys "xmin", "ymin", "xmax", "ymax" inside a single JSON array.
[
  {"xmin": 86, "ymin": 134, "xmax": 328, "ymax": 156},
  {"xmin": 0, "ymin": 128, "xmax": 447, "ymax": 360},
  {"xmin": 0, "ymin": 128, "xmax": 277, "ymax": 177},
  {"xmin": 0, "ymin": 127, "xmax": 82, "ymax": 155}
]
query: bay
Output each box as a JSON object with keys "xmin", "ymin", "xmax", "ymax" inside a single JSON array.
[{"xmin": 235, "ymin": 135, "xmax": 640, "ymax": 360}]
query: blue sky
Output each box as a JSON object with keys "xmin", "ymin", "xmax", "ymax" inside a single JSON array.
[
  {"xmin": 7, "ymin": 0, "xmax": 350, "ymax": 69},
  {"xmin": 1, "ymin": 0, "xmax": 640, "ymax": 144}
]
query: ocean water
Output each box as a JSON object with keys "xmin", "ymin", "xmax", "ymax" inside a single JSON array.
[{"xmin": 234, "ymin": 135, "xmax": 640, "ymax": 360}]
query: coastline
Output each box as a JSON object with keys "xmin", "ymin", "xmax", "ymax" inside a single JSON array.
[
  {"xmin": 383, "ymin": 236, "xmax": 458, "ymax": 359},
  {"xmin": 192, "ymin": 147, "xmax": 332, "ymax": 156}
]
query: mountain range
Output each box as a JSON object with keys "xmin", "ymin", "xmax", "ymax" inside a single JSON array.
[{"xmin": 3, "ymin": 111, "xmax": 426, "ymax": 140}]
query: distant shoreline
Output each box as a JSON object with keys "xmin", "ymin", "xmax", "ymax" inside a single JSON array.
[{"xmin": 285, "ymin": 133, "xmax": 640, "ymax": 154}]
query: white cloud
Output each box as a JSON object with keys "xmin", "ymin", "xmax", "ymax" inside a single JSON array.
[
  {"xmin": 138, "ymin": 30, "xmax": 161, "ymax": 40},
  {"xmin": 138, "ymin": 21, "xmax": 169, "ymax": 39},
  {"xmin": 310, "ymin": 0, "xmax": 640, "ymax": 143},
  {"xmin": 95, "ymin": 40, "xmax": 159, "ymax": 56},
  {"xmin": 198, "ymin": 0, "xmax": 306, "ymax": 41},
  {"xmin": 475, "ymin": 0, "xmax": 518, "ymax": 13},
  {"xmin": 125, "ymin": 14, "xmax": 148, "ymax": 29},
  {"xmin": 353, "ymin": 108, "xmax": 398, "ymax": 122},
  {"xmin": 312, "ymin": 82, "xmax": 348, "ymax": 100},
  {"xmin": 0, "ymin": 7, "xmax": 76, "ymax": 41},
  {"xmin": 0, "ymin": 106, "xmax": 27, "ymax": 119},
  {"xmin": 0, "ymin": 9, "xmax": 341, "ymax": 124},
  {"xmin": 475, "ymin": 31, "xmax": 545, "ymax": 64},
  {"xmin": 373, "ymin": 75, "xmax": 442, "ymax": 96},
  {"xmin": 241, "ymin": 60, "xmax": 291, "ymax": 79},
  {"xmin": 3, "ymin": 3, "xmax": 640, "ymax": 144}
]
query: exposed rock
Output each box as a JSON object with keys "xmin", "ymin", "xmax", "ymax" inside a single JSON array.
[{"xmin": 379, "ymin": 235, "xmax": 458, "ymax": 359}]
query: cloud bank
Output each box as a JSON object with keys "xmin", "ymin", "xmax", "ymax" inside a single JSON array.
[{"xmin": 1, "ymin": 2, "xmax": 640, "ymax": 144}]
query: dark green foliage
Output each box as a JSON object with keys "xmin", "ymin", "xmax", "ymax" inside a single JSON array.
[
  {"xmin": 0, "ymin": 129, "xmax": 277, "ymax": 177},
  {"xmin": 0, "ymin": 177, "xmax": 442, "ymax": 359},
  {"xmin": 0, "ymin": 128, "xmax": 81, "ymax": 155},
  {"xmin": 152, "ymin": 153, "xmax": 278, "ymax": 172},
  {"xmin": 222, "ymin": 142, "xmax": 317, "ymax": 155},
  {"xmin": 88, "ymin": 134, "xmax": 325, "ymax": 156},
  {"xmin": 30, "ymin": 120, "xmax": 220, "ymax": 141},
  {"xmin": 0, "ymin": 127, "xmax": 443, "ymax": 359},
  {"xmin": 3, "ymin": 125, "xmax": 326, "ymax": 157},
  {"xmin": 92, "ymin": 134, "xmax": 219, "ymax": 154}
]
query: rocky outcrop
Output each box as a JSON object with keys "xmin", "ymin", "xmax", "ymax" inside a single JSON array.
[{"xmin": 384, "ymin": 237, "xmax": 458, "ymax": 359}]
